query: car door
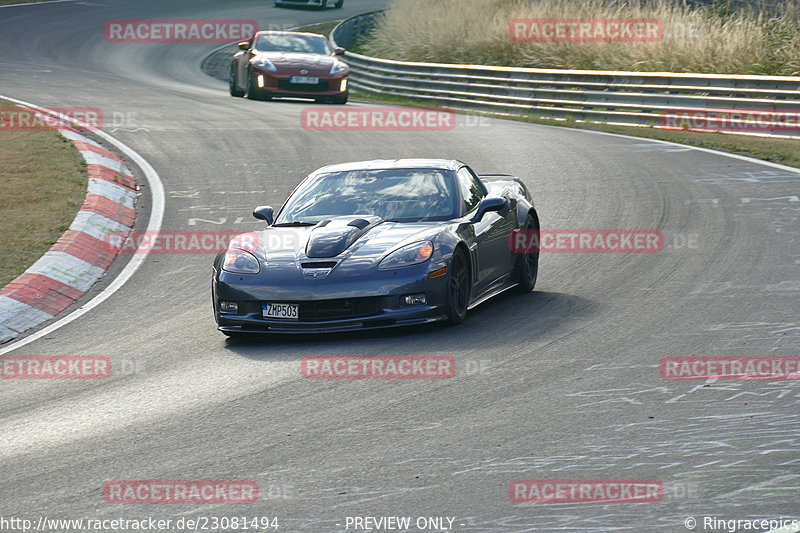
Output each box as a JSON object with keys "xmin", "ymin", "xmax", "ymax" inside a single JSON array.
[{"xmin": 457, "ymin": 166, "xmax": 517, "ymax": 294}]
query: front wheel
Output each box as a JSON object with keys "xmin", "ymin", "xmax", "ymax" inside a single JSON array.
[
  {"xmin": 445, "ymin": 248, "xmax": 470, "ymax": 324},
  {"xmin": 246, "ymin": 69, "xmax": 261, "ymax": 100},
  {"xmin": 334, "ymin": 0, "xmax": 343, "ymax": 7},
  {"xmin": 230, "ymin": 67, "xmax": 245, "ymax": 97},
  {"xmin": 515, "ymin": 211, "xmax": 539, "ymax": 293},
  {"xmin": 317, "ymin": 0, "xmax": 327, "ymax": 9}
]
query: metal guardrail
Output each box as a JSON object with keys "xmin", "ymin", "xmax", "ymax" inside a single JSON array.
[{"xmin": 331, "ymin": 11, "xmax": 800, "ymax": 138}]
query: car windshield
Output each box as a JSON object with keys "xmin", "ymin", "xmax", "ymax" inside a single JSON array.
[
  {"xmin": 275, "ymin": 169, "xmax": 459, "ymax": 224},
  {"xmin": 254, "ymin": 34, "xmax": 331, "ymax": 55}
]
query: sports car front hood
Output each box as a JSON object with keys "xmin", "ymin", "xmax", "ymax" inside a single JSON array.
[
  {"xmin": 305, "ymin": 216, "xmax": 383, "ymax": 258},
  {"xmin": 254, "ymin": 52, "xmax": 335, "ymax": 71},
  {"xmin": 238, "ymin": 217, "xmax": 443, "ymax": 269}
]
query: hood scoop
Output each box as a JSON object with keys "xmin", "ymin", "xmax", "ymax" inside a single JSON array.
[{"xmin": 305, "ymin": 216, "xmax": 382, "ymax": 258}]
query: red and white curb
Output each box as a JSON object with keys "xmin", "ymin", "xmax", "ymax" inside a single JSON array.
[{"xmin": 0, "ymin": 121, "xmax": 137, "ymax": 344}]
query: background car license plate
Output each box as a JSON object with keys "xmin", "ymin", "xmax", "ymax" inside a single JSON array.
[
  {"xmin": 263, "ymin": 303, "xmax": 299, "ymax": 320},
  {"xmin": 290, "ymin": 76, "xmax": 319, "ymax": 84}
]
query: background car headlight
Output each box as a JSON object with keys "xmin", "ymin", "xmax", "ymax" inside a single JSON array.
[
  {"xmin": 378, "ymin": 241, "xmax": 433, "ymax": 270},
  {"xmin": 250, "ymin": 57, "xmax": 277, "ymax": 71},
  {"xmin": 330, "ymin": 61, "xmax": 348, "ymax": 75},
  {"xmin": 223, "ymin": 249, "xmax": 261, "ymax": 274}
]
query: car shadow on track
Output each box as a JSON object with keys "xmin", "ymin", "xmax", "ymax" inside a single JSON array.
[{"xmin": 221, "ymin": 289, "xmax": 600, "ymax": 361}]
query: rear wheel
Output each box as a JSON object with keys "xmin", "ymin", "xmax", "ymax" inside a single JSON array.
[
  {"xmin": 516, "ymin": 211, "xmax": 539, "ymax": 293},
  {"xmin": 334, "ymin": 0, "xmax": 343, "ymax": 7},
  {"xmin": 445, "ymin": 248, "xmax": 470, "ymax": 324},
  {"xmin": 318, "ymin": 0, "xmax": 327, "ymax": 9},
  {"xmin": 229, "ymin": 67, "xmax": 245, "ymax": 97}
]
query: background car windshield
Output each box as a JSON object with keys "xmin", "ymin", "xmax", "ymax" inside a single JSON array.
[
  {"xmin": 277, "ymin": 169, "xmax": 458, "ymax": 223},
  {"xmin": 255, "ymin": 34, "xmax": 331, "ymax": 55}
]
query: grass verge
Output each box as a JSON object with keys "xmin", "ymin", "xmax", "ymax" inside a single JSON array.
[
  {"xmin": 294, "ymin": 20, "xmax": 340, "ymax": 36},
  {"xmin": 0, "ymin": 101, "xmax": 88, "ymax": 287},
  {"xmin": 364, "ymin": 0, "xmax": 800, "ymax": 76}
]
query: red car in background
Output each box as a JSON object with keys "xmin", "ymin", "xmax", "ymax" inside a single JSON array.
[
  {"xmin": 230, "ymin": 31, "xmax": 349, "ymax": 104},
  {"xmin": 274, "ymin": 0, "xmax": 343, "ymax": 8}
]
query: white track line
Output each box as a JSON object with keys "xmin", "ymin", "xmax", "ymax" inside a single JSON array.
[
  {"xmin": 0, "ymin": 0, "xmax": 76, "ymax": 9},
  {"xmin": 580, "ymin": 128, "xmax": 800, "ymax": 174},
  {"xmin": 0, "ymin": 95, "xmax": 165, "ymax": 355}
]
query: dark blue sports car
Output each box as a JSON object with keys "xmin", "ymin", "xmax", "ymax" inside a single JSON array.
[{"xmin": 212, "ymin": 159, "xmax": 539, "ymax": 336}]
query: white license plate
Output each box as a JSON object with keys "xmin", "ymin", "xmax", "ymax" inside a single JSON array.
[
  {"xmin": 263, "ymin": 303, "xmax": 299, "ymax": 320},
  {"xmin": 290, "ymin": 76, "xmax": 319, "ymax": 84}
]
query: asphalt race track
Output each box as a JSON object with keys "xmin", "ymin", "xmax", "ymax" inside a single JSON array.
[{"xmin": 1, "ymin": 1, "xmax": 799, "ymax": 531}]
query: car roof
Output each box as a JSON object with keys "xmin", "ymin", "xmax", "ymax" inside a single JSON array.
[
  {"xmin": 311, "ymin": 159, "xmax": 465, "ymax": 175},
  {"xmin": 254, "ymin": 31, "xmax": 326, "ymax": 39}
]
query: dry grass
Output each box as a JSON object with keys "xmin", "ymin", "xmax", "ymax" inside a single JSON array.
[
  {"xmin": 0, "ymin": 101, "xmax": 87, "ymax": 287},
  {"xmin": 363, "ymin": 0, "xmax": 800, "ymax": 75}
]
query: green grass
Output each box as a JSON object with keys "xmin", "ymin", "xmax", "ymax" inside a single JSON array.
[{"xmin": 0, "ymin": 101, "xmax": 88, "ymax": 287}]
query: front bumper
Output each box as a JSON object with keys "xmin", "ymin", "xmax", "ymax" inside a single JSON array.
[
  {"xmin": 250, "ymin": 69, "xmax": 348, "ymax": 98},
  {"xmin": 213, "ymin": 264, "xmax": 449, "ymax": 334}
]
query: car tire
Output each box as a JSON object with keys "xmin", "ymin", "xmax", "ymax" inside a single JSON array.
[
  {"xmin": 318, "ymin": 0, "xmax": 327, "ymax": 9},
  {"xmin": 230, "ymin": 67, "xmax": 245, "ymax": 97},
  {"xmin": 246, "ymin": 69, "xmax": 261, "ymax": 100},
  {"xmin": 334, "ymin": 0, "xmax": 343, "ymax": 7},
  {"xmin": 515, "ymin": 211, "xmax": 540, "ymax": 293},
  {"xmin": 445, "ymin": 247, "xmax": 470, "ymax": 324}
]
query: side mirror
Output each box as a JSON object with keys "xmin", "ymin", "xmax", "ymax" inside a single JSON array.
[
  {"xmin": 334, "ymin": 47, "xmax": 346, "ymax": 55},
  {"xmin": 253, "ymin": 206, "xmax": 274, "ymax": 225},
  {"xmin": 238, "ymin": 41, "xmax": 250, "ymax": 50},
  {"xmin": 472, "ymin": 197, "xmax": 506, "ymax": 223}
]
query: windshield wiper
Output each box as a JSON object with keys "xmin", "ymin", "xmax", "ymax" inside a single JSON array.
[{"xmin": 272, "ymin": 221, "xmax": 316, "ymax": 227}]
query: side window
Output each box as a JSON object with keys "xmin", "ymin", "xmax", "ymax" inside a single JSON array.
[{"xmin": 457, "ymin": 167, "xmax": 485, "ymax": 215}]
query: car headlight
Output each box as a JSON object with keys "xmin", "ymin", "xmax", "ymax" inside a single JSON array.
[
  {"xmin": 250, "ymin": 57, "xmax": 277, "ymax": 71},
  {"xmin": 378, "ymin": 241, "xmax": 433, "ymax": 270},
  {"xmin": 223, "ymin": 249, "xmax": 261, "ymax": 274},
  {"xmin": 330, "ymin": 61, "xmax": 348, "ymax": 75}
]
